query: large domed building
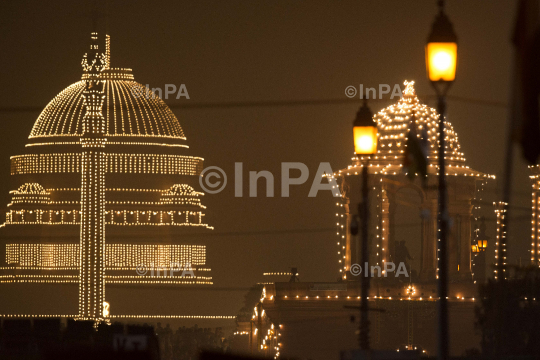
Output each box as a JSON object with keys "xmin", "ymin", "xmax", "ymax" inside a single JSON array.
[{"xmin": 0, "ymin": 34, "xmax": 223, "ymax": 321}]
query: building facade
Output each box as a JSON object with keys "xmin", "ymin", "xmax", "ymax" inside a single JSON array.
[
  {"xmin": 0, "ymin": 34, "xmax": 216, "ymax": 320},
  {"xmin": 332, "ymin": 81, "xmax": 494, "ymax": 283}
]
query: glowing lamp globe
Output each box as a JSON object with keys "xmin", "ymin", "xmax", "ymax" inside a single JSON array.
[
  {"xmin": 478, "ymin": 239, "xmax": 488, "ymax": 250},
  {"xmin": 426, "ymin": 42, "xmax": 457, "ymax": 81},
  {"xmin": 426, "ymin": 8, "xmax": 458, "ymax": 84},
  {"xmin": 353, "ymin": 102, "xmax": 377, "ymax": 155}
]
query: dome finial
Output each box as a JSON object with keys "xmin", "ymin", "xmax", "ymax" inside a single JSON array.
[
  {"xmin": 403, "ymin": 80, "xmax": 416, "ymax": 97},
  {"xmin": 438, "ymin": 0, "xmax": 445, "ymax": 13},
  {"xmin": 81, "ymin": 33, "xmax": 106, "ymax": 74}
]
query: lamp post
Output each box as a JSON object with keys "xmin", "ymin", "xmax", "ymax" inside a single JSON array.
[
  {"xmin": 425, "ymin": 1, "xmax": 458, "ymax": 360},
  {"xmin": 472, "ymin": 218, "xmax": 488, "ymax": 283},
  {"xmin": 472, "ymin": 239, "xmax": 488, "ymax": 283},
  {"xmin": 353, "ymin": 100, "xmax": 377, "ymax": 350}
]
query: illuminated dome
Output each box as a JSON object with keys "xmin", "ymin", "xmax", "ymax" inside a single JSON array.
[
  {"xmin": 13, "ymin": 183, "xmax": 48, "ymax": 195},
  {"xmin": 375, "ymin": 81, "xmax": 464, "ymax": 164},
  {"xmin": 161, "ymin": 184, "xmax": 205, "ymax": 206},
  {"xmin": 30, "ymin": 77, "xmax": 184, "ymax": 140},
  {"xmin": 163, "ymin": 184, "xmax": 202, "ymax": 196},
  {"xmin": 351, "ymin": 81, "xmax": 493, "ymax": 178},
  {"xmin": 29, "ymin": 67, "xmax": 185, "ymax": 145},
  {"xmin": 331, "ymin": 80, "xmax": 495, "ymax": 283}
]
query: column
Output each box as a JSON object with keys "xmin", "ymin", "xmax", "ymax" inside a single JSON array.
[
  {"xmin": 379, "ymin": 186, "xmax": 390, "ymax": 266},
  {"xmin": 78, "ymin": 32, "xmax": 107, "ymax": 322},
  {"xmin": 531, "ymin": 180, "xmax": 540, "ymax": 266}
]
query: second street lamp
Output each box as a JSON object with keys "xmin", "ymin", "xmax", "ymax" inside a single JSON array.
[
  {"xmin": 426, "ymin": 2, "xmax": 458, "ymax": 87},
  {"xmin": 352, "ymin": 100, "xmax": 377, "ymax": 350},
  {"xmin": 425, "ymin": 1, "xmax": 458, "ymax": 360}
]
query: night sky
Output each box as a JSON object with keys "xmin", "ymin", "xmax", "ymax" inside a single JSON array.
[{"xmin": 0, "ymin": 1, "xmax": 527, "ymax": 316}]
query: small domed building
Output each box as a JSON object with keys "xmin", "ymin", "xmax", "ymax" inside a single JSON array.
[
  {"xmin": 252, "ymin": 82, "xmax": 496, "ymax": 358},
  {"xmin": 333, "ymin": 81, "xmax": 494, "ymax": 283}
]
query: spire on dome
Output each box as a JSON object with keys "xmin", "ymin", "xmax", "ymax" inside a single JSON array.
[
  {"xmin": 403, "ymin": 80, "xmax": 416, "ymax": 97},
  {"xmin": 438, "ymin": 0, "xmax": 445, "ymax": 12},
  {"xmin": 81, "ymin": 33, "xmax": 107, "ymax": 74},
  {"xmin": 82, "ymin": 1, "xmax": 108, "ymax": 74}
]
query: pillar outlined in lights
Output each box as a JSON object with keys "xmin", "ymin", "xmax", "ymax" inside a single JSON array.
[
  {"xmin": 529, "ymin": 166, "xmax": 540, "ymax": 267},
  {"xmin": 78, "ymin": 32, "xmax": 108, "ymax": 322},
  {"xmin": 494, "ymin": 201, "xmax": 508, "ymax": 280}
]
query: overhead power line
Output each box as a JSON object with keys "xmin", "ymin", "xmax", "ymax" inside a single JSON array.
[{"xmin": 0, "ymin": 95, "xmax": 507, "ymax": 114}]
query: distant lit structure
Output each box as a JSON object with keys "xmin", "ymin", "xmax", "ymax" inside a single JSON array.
[
  {"xmin": 331, "ymin": 81, "xmax": 495, "ymax": 281},
  {"xmin": 529, "ymin": 165, "xmax": 540, "ymax": 268},
  {"xmin": 0, "ymin": 34, "xmax": 213, "ymax": 320},
  {"xmin": 253, "ymin": 82, "xmax": 492, "ymax": 358}
]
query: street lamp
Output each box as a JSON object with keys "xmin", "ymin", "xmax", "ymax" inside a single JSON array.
[
  {"xmin": 477, "ymin": 239, "xmax": 488, "ymax": 251},
  {"xmin": 425, "ymin": 1, "xmax": 457, "ymax": 360},
  {"xmin": 426, "ymin": 2, "xmax": 458, "ymax": 93},
  {"xmin": 353, "ymin": 104, "xmax": 378, "ymax": 155},
  {"xmin": 472, "ymin": 217, "xmax": 488, "ymax": 284},
  {"xmin": 472, "ymin": 238, "xmax": 488, "ymax": 284},
  {"xmin": 353, "ymin": 100, "xmax": 377, "ymax": 350}
]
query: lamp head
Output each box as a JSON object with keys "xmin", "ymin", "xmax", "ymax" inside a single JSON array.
[
  {"xmin": 353, "ymin": 101, "xmax": 377, "ymax": 155},
  {"xmin": 426, "ymin": 3, "xmax": 458, "ymax": 94}
]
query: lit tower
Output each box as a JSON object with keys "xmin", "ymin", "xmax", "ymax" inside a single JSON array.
[{"xmin": 78, "ymin": 32, "xmax": 108, "ymax": 321}]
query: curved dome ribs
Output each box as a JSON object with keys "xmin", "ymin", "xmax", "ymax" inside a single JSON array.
[
  {"xmin": 14, "ymin": 183, "xmax": 49, "ymax": 195},
  {"xmin": 124, "ymin": 81, "xmax": 146, "ymax": 135},
  {"xmin": 116, "ymin": 80, "xmax": 134, "ymax": 134},
  {"xmin": 66, "ymin": 87, "xmax": 84, "ymax": 134},
  {"xmin": 345, "ymin": 81, "xmax": 494, "ymax": 179},
  {"xmin": 30, "ymin": 82, "xmax": 85, "ymax": 137},
  {"xmin": 374, "ymin": 91, "xmax": 465, "ymax": 166},
  {"xmin": 29, "ymin": 79, "xmax": 186, "ymax": 141}
]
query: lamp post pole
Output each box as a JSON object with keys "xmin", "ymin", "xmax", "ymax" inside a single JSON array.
[
  {"xmin": 425, "ymin": 1, "xmax": 457, "ymax": 357},
  {"xmin": 436, "ymin": 94, "xmax": 449, "ymax": 360},
  {"xmin": 352, "ymin": 100, "xmax": 376, "ymax": 351},
  {"xmin": 353, "ymin": 100, "xmax": 377, "ymax": 350},
  {"xmin": 359, "ymin": 162, "xmax": 370, "ymax": 350}
]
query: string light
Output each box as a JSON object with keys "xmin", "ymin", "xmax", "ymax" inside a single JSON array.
[
  {"xmin": 0, "ymin": 314, "xmax": 234, "ymax": 319},
  {"xmin": 11, "ymin": 153, "xmax": 203, "ymax": 175}
]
